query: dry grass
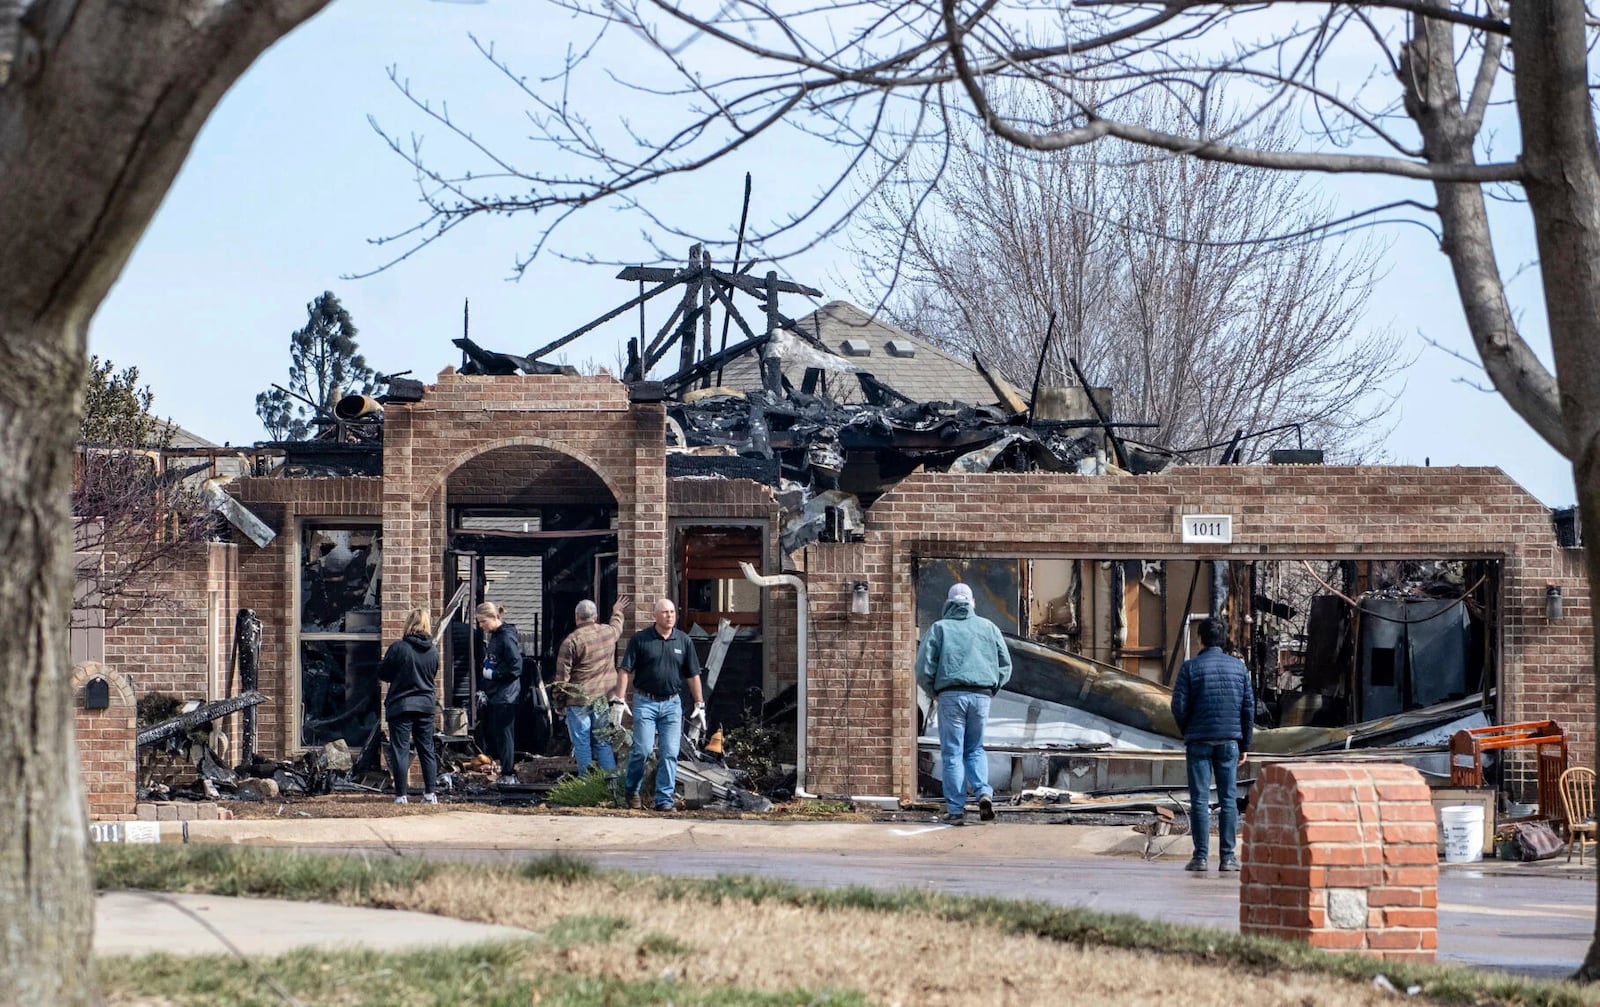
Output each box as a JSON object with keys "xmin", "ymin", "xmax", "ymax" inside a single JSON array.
[{"xmin": 96, "ymin": 846, "xmax": 1600, "ymax": 1007}]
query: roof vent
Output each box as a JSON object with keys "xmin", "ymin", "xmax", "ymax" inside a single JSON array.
[
  {"xmin": 885, "ymin": 340, "xmax": 916, "ymax": 358},
  {"xmin": 839, "ymin": 339, "xmax": 872, "ymax": 357}
]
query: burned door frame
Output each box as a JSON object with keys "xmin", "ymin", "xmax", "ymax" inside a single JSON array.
[
  {"xmin": 292, "ymin": 518, "xmax": 384, "ymax": 752},
  {"xmin": 445, "ymin": 505, "xmax": 620, "ymax": 753},
  {"xmin": 669, "ymin": 518, "xmax": 773, "ymax": 705}
]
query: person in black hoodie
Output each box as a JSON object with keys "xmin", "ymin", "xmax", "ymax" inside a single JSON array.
[
  {"xmin": 474, "ymin": 602, "xmax": 523, "ymax": 784},
  {"xmin": 381, "ymin": 607, "xmax": 440, "ymax": 804}
]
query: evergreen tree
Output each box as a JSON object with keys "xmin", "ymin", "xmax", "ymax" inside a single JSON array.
[
  {"xmin": 81, "ymin": 355, "xmax": 170, "ymax": 447},
  {"xmin": 255, "ymin": 291, "xmax": 376, "ymax": 440}
]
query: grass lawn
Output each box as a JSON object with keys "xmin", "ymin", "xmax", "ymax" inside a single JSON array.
[{"xmin": 95, "ymin": 845, "xmax": 1600, "ymax": 1006}]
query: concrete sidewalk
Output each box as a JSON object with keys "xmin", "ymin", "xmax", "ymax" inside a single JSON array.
[{"xmin": 95, "ymin": 890, "xmax": 535, "ymax": 958}]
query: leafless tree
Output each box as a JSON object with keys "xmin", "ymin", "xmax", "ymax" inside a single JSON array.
[
  {"xmin": 71, "ymin": 449, "xmax": 215, "ymax": 629},
  {"xmin": 849, "ymin": 94, "xmax": 1404, "ymax": 460},
  {"xmin": 375, "ymin": 0, "xmax": 1599, "ymax": 975},
  {"xmin": 0, "ymin": 3, "xmax": 330, "ymax": 1002}
]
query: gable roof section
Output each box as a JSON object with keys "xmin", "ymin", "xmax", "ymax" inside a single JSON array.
[{"xmin": 717, "ymin": 301, "xmax": 1016, "ymax": 407}]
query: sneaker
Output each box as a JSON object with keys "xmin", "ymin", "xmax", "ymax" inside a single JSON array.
[
  {"xmin": 627, "ymin": 791, "xmax": 643, "ymax": 810},
  {"xmin": 1218, "ymin": 858, "xmax": 1241, "ymax": 873},
  {"xmin": 940, "ymin": 812, "xmax": 966, "ymax": 826},
  {"xmin": 1184, "ymin": 857, "xmax": 1208, "ymax": 872},
  {"xmin": 394, "ymin": 796, "xmax": 408, "ymax": 805},
  {"xmin": 654, "ymin": 803, "xmax": 675, "ymax": 813},
  {"xmin": 497, "ymin": 775, "xmax": 519, "ymax": 787},
  {"xmin": 978, "ymin": 795, "xmax": 996, "ymax": 822},
  {"xmin": 422, "ymin": 793, "xmax": 438, "ymax": 805}
]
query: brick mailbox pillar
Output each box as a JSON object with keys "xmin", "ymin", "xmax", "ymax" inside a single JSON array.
[
  {"xmin": 1241, "ymin": 763, "xmax": 1438, "ymax": 960},
  {"xmin": 71, "ymin": 662, "xmax": 138, "ymax": 820}
]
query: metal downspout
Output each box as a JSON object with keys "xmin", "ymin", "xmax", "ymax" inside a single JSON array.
[{"xmin": 739, "ymin": 562, "xmax": 816, "ymax": 798}]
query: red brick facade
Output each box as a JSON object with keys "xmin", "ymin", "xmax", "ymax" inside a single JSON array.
[
  {"xmin": 91, "ymin": 391, "xmax": 1590, "ymax": 810},
  {"xmin": 103, "ymin": 541, "xmax": 238, "ymax": 702},
  {"xmin": 802, "ymin": 467, "xmax": 1591, "ymax": 799},
  {"xmin": 1241, "ymin": 763, "xmax": 1438, "ymax": 959}
]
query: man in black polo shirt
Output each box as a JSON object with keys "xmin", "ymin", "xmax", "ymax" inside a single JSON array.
[{"xmin": 618, "ymin": 598, "xmax": 705, "ymax": 811}]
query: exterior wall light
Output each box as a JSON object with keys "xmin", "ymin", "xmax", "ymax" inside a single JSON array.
[
  {"xmin": 850, "ymin": 581, "xmax": 871, "ymax": 617},
  {"xmin": 1547, "ymin": 584, "xmax": 1564, "ymax": 621}
]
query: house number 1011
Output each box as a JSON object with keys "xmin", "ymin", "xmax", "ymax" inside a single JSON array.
[{"xmin": 1181, "ymin": 514, "xmax": 1233, "ymax": 544}]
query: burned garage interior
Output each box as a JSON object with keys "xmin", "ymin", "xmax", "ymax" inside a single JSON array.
[
  {"xmin": 911, "ymin": 555, "xmax": 1501, "ymax": 804},
  {"xmin": 72, "ymin": 247, "xmax": 1592, "ymax": 825}
]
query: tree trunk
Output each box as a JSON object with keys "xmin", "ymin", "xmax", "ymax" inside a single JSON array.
[
  {"xmin": 1507, "ymin": 0, "xmax": 1600, "ymax": 982},
  {"xmin": 0, "ymin": 319, "xmax": 93, "ymax": 1003},
  {"xmin": 1401, "ymin": 0, "xmax": 1569, "ymax": 459},
  {"xmin": 0, "ymin": 2, "xmax": 331, "ymax": 1001}
]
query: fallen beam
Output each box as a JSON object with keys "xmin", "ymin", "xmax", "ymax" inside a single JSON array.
[{"xmin": 137, "ymin": 691, "xmax": 268, "ymax": 748}]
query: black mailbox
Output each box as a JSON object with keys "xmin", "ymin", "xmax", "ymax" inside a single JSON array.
[{"xmin": 83, "ymin": 677, "xmax": 110, "ymax": 711}]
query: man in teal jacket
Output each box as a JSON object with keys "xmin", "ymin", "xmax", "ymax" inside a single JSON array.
[{"xmin": 916, "ymin": 583, "xmax": 1013, "ymax": 825}]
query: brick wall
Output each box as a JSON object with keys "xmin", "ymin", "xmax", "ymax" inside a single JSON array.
[
  {"xmin": 802, "ymin": 466, "xmax": 1591, "ymax": 801},
  {"xmin": 103, "ymin": 541, "xmax": 237, "ymax": 702},
  {"xmin": 1241, "ymin": 763, "xmax": 1438, "ymax": 960},
  {"xmin": 71, "ymin": 662, "xmax": 137, "ymax": 819}
]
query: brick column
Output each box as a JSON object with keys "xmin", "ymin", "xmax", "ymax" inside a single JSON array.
[
  {"xmin": 71, "ymin": 662, "xmax": 137, "ymax": 820},
  {"xmin": 630, "ymin": 402, "xmax": 668, "ymax": 624},
  {"xmin": 1241, "ymin": 763, "xmax": 1438, "ymax": 960}
]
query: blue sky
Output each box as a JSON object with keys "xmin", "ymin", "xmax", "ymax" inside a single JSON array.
[{"xmin": 87, "ymin": 0, "xmax": 1576, "ymax": 506}]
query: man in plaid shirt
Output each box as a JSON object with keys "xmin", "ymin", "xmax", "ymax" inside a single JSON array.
[{"xmin": 554, "ymin": 595, "xmax": 631, "ymax": 772}]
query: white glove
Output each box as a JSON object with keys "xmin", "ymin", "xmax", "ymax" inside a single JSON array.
[
  {"xmin": 608, "ymin": 699, "xmax": 630, "ymax": 730},
  {"xmin": 688, "ymin": 703, "xmax": 707, "ymax": 732}
]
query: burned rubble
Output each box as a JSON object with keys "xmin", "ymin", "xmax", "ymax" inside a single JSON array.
[{"xmin": 82, "ymin": 243, "xmax": 1586, "ymax": 832}]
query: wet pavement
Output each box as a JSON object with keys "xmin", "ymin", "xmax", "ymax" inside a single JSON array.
[{"xmin": 289, "ymin": 833, "xmax": 1594, "ymax": 980}]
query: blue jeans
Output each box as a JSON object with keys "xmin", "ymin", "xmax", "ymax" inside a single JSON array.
[
  {"xmin": 565, "ymin": 705, "xmax": 616, "ymax": 773},
  {"xmin": 937, "ymin": 691, "xmax": 993, "ymax": 815},
  {"xmin": 624, "ymin": 694, "xmax": 681, "ymax": 808},
  {"xmin": 1185, "ymin": 740, "xmax": 1240, "ymax": 862}
]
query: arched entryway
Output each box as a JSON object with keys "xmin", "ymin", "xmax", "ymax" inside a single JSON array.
[{"xmin": 441, "ymin": 444, "xmax": 621, "ymax": 755}]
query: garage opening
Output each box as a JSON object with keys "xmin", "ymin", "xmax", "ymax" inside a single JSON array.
[{"xmin": 912, "ymin": 555, "xmax": 1500, "ymax": 801}]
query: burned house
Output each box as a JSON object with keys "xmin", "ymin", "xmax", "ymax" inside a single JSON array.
[{"xmin": 72, "ymin": 269, "xmax": 1593, "ymax": 815}]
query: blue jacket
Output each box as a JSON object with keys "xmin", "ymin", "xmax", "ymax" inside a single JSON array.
[
  {"xmin": 915, "ymin": 600, "xmax": 1012, "ymax": 695},
  {"xmin": 1171, "ymin": 646, "xmax": 1254, "ymax": 749},
  {"xmin": 479, "ymin": 623, "xmax": 523, "ymax": 706}
]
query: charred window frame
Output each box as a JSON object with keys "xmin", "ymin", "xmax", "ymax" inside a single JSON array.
[
  {"xmin": 670, "ymin": 519, "xmax": 772, "ymax": 716},
  {"xmin": 295, "ymin": 522, "xmax": 382, "ymax": 750}
]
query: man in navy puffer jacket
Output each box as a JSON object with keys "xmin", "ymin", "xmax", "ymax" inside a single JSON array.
[{"xmin": 1170, "ymin": 617, "xmax": 1254, "ymax": 873}]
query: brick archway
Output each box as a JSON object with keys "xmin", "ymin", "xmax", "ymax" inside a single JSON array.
[{"xmin": 380, "ymin": 372, "xmax": 666, "ymax": 642}]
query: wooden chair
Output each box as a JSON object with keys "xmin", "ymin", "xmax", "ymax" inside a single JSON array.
[{"xmin": 1560, "ymin": 767, "xmax": 1596, "ymax": 864}]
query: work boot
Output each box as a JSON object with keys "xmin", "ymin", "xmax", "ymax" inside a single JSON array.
[
  {"xmin": 978, "ymin": 795, "xmax": 996, "ymax": 822},
  {"xmin": 627, "ymin": 791, "xmax": 643, "ymax": 810},
  {"xmin": 1184, "ymin": 857, "xmax": 1208, "ymax": 872},
  {"xmin": 1218, "ymin": 857, "xmax": 1241, "ymax": 873},
  {"xmin": 940, "ymin": 812, "xmax": 966, "ymax": 826}
]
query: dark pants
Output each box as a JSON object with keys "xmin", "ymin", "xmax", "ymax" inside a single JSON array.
[
  {"xmin": 1185, "ymin": 740, "xmax": 1240, "ymax": 863},
  {"xmin": 483, "ymin": 703, "xmax": 518, "ymax": 776},
  {"xmin": 388, "ymin": 711, "xmax": 438, "ymax": 797}
]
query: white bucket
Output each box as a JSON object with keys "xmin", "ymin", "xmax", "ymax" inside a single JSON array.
[{"xmin": 1440, "ymin": 804, "xmax": 1485, "ymax": 863}]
